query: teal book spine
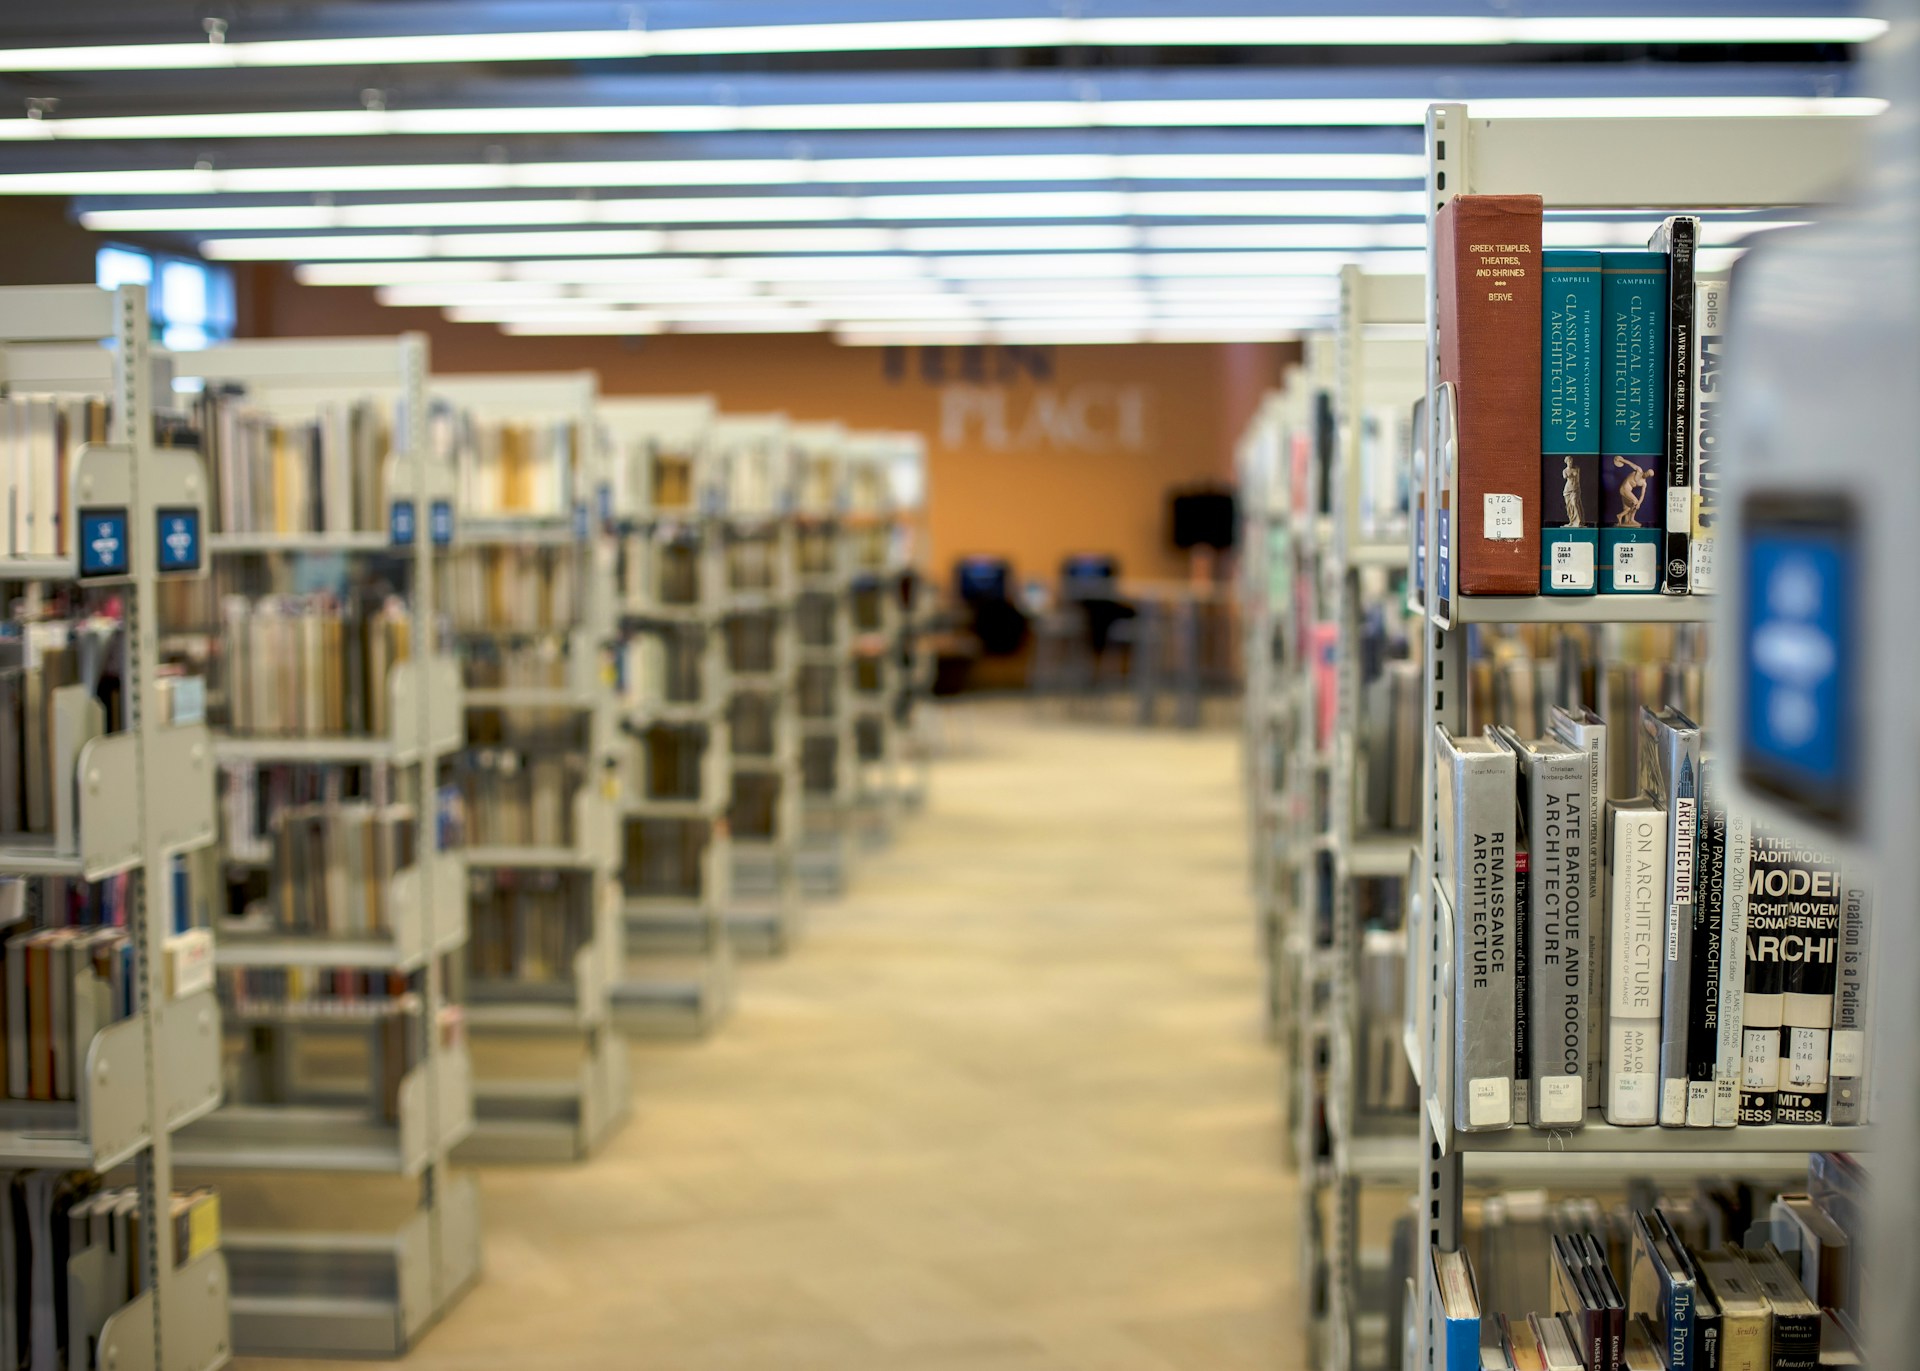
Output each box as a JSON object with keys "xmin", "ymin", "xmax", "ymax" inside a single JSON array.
[
  {"xmin": 1600, "ymin": 252, "xmax": 1668, "ymax": 593},
  {"xmin": 1540, "ymin": 250, "xmax": 1603, "ymax": 595}
]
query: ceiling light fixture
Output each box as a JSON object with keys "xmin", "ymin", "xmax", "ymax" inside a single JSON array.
[
  {"xmin": 0, "ymin": 15, "xmax": 1883, "ymax": 74},
  {"xmin": 0, "ymin": 96, "xmax": 1883, "ymax": 143}
]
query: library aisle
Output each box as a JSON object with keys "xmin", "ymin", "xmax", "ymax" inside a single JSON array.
[{"xmin": 246, "ymin": 706, "xmax": 1300, "ymax": 1371}]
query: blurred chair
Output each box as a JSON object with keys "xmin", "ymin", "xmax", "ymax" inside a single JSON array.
[{"xmin": 953, "ymin": 556, "xmax": 1029, "ymax": 663}]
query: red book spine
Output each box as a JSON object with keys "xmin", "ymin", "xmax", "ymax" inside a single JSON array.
[{"xmin": 1436, "ymin": 193, "xmax": 1546, "ymax": 595}]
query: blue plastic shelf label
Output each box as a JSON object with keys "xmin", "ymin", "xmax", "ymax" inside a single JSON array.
[
  {"xmin": 429, "ymin": 499, "xmax": 454, "ymax": 547},
  {"xmin": 78, "ymin": 507, "xmax": 130, "ymax": 578},
  {"xmin": 390, "ymin": 499, "xmax": 417, "ymax": 546},
  {"xmin": 156, "ymin": 507, "xmax": 201, "ymax": 573},
  {"xmin": 596, "ymin": 482, "xmax": 613, "ymax": 526},
  {"xmin": 574, "ymin": 502, "xmax": 590, "ymax": 540},
  {"xmin": 1739, "ymin": 496, "xmax": 1855, "ymax": 829}
]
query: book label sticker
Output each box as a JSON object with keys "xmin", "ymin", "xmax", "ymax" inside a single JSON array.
[
  {"xmin": 1483, "ymin": 493, "xmax": 1523, "ymax": 541},
  {"xmin": 1662, "ymin": 1079, "xmax": 1686, "ymax": 1122},
  {"xmin": 156, "ymin": 508, "xmax": 201, "ymax": 573},
  {"xmin": 1687, "ymin": 1082, "xmax": 1714, "ymax": 1127},
  {"xmin": 1468, "ymin": 1076, "xmax": 1512, "ymax": 1128},
  {"xmin": 1667, "ymin": 486, "xmax": 1691, "ymax": 533},
  {"xmin": 1614, "ymin": 542, "xmax": 1658, "ymax": 589},
  {"xmin": 1787, "ymin": 1027, "xmax": 1830, "ymax": 1087},
  {"xmin": 1550, "ymin": 541, "xmax": 1595, "ymax": 590},
  {"xmin": 1743, "ymin": 1030, "xmax": 1779, "ymax": 1088},
  {"xmin": 1691, "ymin": 539, "xmax": 1715, "ymax": 594},
  {"xmin": 1830, "ymin": 1029, "xmax": 1865, "ymax": 1076},
  {"xmin": 1613, "ymin": 1074, "xmax": 1655, "ymax": 1118},
  {"xmin": 78, "ymin": 508, "xmax": 130, "ymax": 578},
  {"xmin": 1539, "ymin": 1076, "xmax": 1583, "ymax": 1125}
]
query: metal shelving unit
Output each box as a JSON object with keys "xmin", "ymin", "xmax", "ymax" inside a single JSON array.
[
  {"xmin": 709, "ymin": 413, "xmax": 803, "ymax": 956},
  {"xmin": 1322, "ymin": 266, "xmax": 1426, "ymax": 1371},
  {"xmin": 789, "ymin": 422, "xmax": 858, "ymax": 897},
  {"xmin": 602, "ymin": 396, "xmax": 735, "ymax": 1036},
  {"xmin": 433, "ymin": 372, "xmax": 629, "ymax": 1165},
  {"xmin": 1409, "ymin": 102, "xmax": 1872, "ymax": 1371},
  {"xmin": 165, "ymin": 335, "xmax": 478, "ymax": 1359},
  {"xmin": 0, "ymin": 281, "xmax": 232, "ymax": 1371}
]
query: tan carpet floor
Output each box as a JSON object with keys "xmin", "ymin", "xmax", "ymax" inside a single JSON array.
[{"xmin": 243, "ymin": 705, "xmax": 1305, "ymax": 1371}]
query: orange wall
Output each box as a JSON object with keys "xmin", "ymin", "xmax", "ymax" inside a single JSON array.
[{"xmin": 245, "ymin": 265, "xmax": 1297, "ymax": 589}]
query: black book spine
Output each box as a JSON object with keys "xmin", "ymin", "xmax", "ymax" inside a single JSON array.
[
  {"xmin": 1660, "ymin": 216, "xmax": 1697, "ymax": 594},
  {"xmin": 1514, "ymin": 847, "xmax": 1531, "ymax": 1124},
  {"xmin": 1770, "ymin": 1311, "xmax": 1820, "ymax": 1371},
  {"xmin": 1687, "ymin": 757, "xmax": 1726, "ymax": 1125}
]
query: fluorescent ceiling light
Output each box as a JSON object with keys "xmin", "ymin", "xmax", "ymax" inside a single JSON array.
[
  {"xmin": 0, "ymin": 96, "xmax": 1882, "ymax": 143},
  {"xmin": 1144, "ymin": 223, "xmax": 1427, "ymax": 250},
  {"xmin": 202, "ymin": 230, "xmax": 668, "ymax": 260},
  {"xmin": 79, "ymin": 187, "xmax": 1425, "ymax": 235},
  {"xmin": 664, "ymin": 228, "xmax": 900, "ymax": 253},
  {"xmin": 0, "ymin": 152, "xmax": 1429, "ymax": 199},
  {"xmin": 897, "ymin": 226, "xmax": 1141, "ymax": 252},
  {"xmin": 499, "ymin": 317, "xmax": 663, "ymax": 336},
  {"xmin": 0, "ymin": 16, "xmax": 1882, "ymax": 74}
]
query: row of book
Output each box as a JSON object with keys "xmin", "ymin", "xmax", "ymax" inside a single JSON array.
[
  {"xmin": 467, "ymin": 874, "xmax": 585, "ymax": 984},
  {"xmin": 217, "ymin": 592, "xmax": 413, "ymax": 739},
  {"xmin": 728, "ymin": 773, "xmax": 783, "ymax": 842},
  {"xmin": 460, "ymin": 637, "xmax": 578, "ymax": 693},
  {"xmin": 217, "ymin": 967, "xmax": 418, "ymax": 1021},
  {"xmin": 613, "ymin": 628, "xmax": 709, "ymax": 709},
  {"xmin": 1, "ymin": 925, "xmax": 134, "ymax": 1103},
  {"xmin": 726, "ymin": 612, "xmax": 783, "ymax": 678},
  {"xmin": 621, "ymin": 817, "xmax": 715, "ymax": 901},
  {"xmin": 729, "ymin": 693, "xmax": 780, "ymax": 759},
  {"xmin": 625, "ymin": 723, "xmax": 714, "ymax": 804},
  {"xmin": 1436, "ymin": 704, "xmax": 1868, "ymax": 1132},
  {"xmin": 230, "ymin": 799, "xmax": 418, "ymax": 939},
  {"xmin": 0, "ymin": 398, "xmax": 106, "ymax": 562},
  {"xmin": 4, "ymin": 1175, "xmax": 219, "ymax": 1371},
  {"xmin": 451, "ymin": 418, "xmax": 576, "ymax": 520},
  {"xmin": 0, "ymin": 618, "xmax": 124, "ymax": 839},
  {"xmin": 1431, "ymin": 1166, "xmax": 1863, "ymax": 1369},
  {"xmin": 453, "ymin": 749, "xmax": 582, "ymax": 850},
  {"xmin": 797, "ymin": 664, "xmax": 840, "ymax": 721},
  {"xmin": 615, "ymin": 533, "xmax": 713, "ymax": 613},
  {"xmin": 1436, "ymin": 198, "xmax": 1723, "ymax": 598},
  {"xmin": 445, "ymin": 546, "xmax": 579, "ymax": 636},
  {"xmin": 200, "ymin": 394, "xmax": 390, "ymax": 537}
]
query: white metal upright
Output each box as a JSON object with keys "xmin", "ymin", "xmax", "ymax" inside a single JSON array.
[{"xmin": 0, "ymin": 282, "xmax": 231, "ymax": 1371}]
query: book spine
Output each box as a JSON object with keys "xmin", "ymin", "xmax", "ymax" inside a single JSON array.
[
  {"xmin": 1769, "ymin": 1312, "xmax": 1820, "ymax": 1371},
  {"xmin": 1738, "ymin": 828, "xmax": 1802, "ymax": 1125},
  {"xmin": 1513, "ymin": 844, "xmax": 1530, "ymax": 1125},
  {"xmin": 1658, "ymin": 733, "xmax": 1699, "ymax": 1127},
  {"xmin": 1828, "ymin": 881, "xmax": 1870, "ymax": 1124},
  {"xmin": 1436, "ymin": 194, "xmax": 1545, "ymax": 595},
  {"xmin": 1451, "ymin": 747, "xmax": 1517, "ymax": 1131},
  {"xmin": 1714, "ymin": 809, "xmax": 1750, "ymax": 1127},
  {"xmin": 1776, "ymin": 844, "xmax": 1841, "ymax": 1126},
  {"xmin": 1540, "ymin": 251, "xmax": 1603, "ymax": 595},
  {"xmin": 1606, "ymin": 806, "xmax": 1665, "ymax": 1125},
  {"xmin": 1529, "ymin": 753, "xmax": 1588, "ymax": 1127},
  {"xmin": 1686, "ymin": 757, "xmax": 1725, "ymax": 1127},
  {"xmin": 1689, "ymin": 274, "xmax": 1729, "ymax": 593},
  {"xmin": 1599, "ymin": 253, "xmax": 1668, "ymax": 594},
  {"xmin": 1658, "ymin": 218, "xmax": 1697, "ymax": 594}
]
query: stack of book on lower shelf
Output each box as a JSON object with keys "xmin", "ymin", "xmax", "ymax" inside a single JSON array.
[
  {"xmin": 1436, "ymin": 701, "xmax": 1871, "ymax": 1136},
  {"xmin": 220, "ymin": 787, "xmax": 418, "ymax": 940},
  {"xmin": 2, "ymin": 1175, "xmax": 222, "ymax": 1371},
  {"xmin": 1430, "ymin": 1155, "xmax": 1865, "ymax": 1368},
  {"xmin": 216, "ymin": 592, "xmax": 413, "ymax": 738}
]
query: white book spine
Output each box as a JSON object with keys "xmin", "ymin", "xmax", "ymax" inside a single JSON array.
[
  {"xmin": 1606, "ymin": 805, "xmax": 1665, "ymax": 1125},
  {"xmin": 1828, "ymin": 881, "xmax": 1871, "ymax": 1124},
  {"xmin": 1713, "ymin": 810, "xmax": 1751, "ymax": 1127}
]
